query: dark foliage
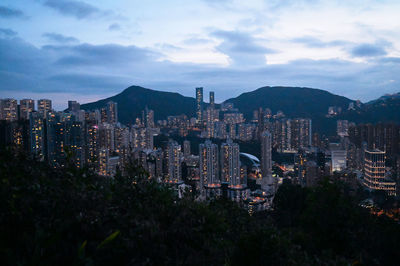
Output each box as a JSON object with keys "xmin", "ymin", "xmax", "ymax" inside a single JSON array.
[{"xmin": 1, "ymin": 149, "xmax": 400, "ymax": 265}]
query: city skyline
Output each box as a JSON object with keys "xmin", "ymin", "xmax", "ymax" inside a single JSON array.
[
  {"xmin": 2, "ymin": 2, "xmax": 400, "ymax": 264},
  {"xmin": 1, "ymin": 0, "xmax": 400, "ymax": 109}
]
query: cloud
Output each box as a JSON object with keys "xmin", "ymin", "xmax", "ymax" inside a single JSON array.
[
  {"xmin": 43, "ymin": 43, "xmax": 161, "ymax": 66},
  {"xmin": 108, "ymin": 23, "xmax": 121, "ymax": 31},
  {"xmin": 211, "ymin": 30, "xmax": 277, "ymax": 66},
  {"xmin": 44, "ymin": 0, "xmax": 100, "ymax": 19},
  {"xmin": 1, "ymin": 35, "xmax": 400, "ymax": 109},
  {"xmin": 350, "ymin": 43, "xmax": 387, "ymax": 57},
  {"xmin": 43, "ymin": 33, "xmax": 79, "ymax": 44},
  {"xmin": 0, "ymin": 6, "xmax": 25, "ymax": 18},
  {"xmin": 155, "ymin": 43, "xmax": 182, "ymax": 51},
  {"xmin": 291, "ymin": 36, "xmax": 348, "ymax": 48},
  {"xmin": 0, "ymin": 28, "xmax": 17, "ymax": 37},
  {"xmin": 201, "ymin": 0, "xmax": 233, "ymax": 8},
  {"xmin": 378, "ymin": 57, "xmax": 400, "ymax": 64},
  {"xmin": 47, "ymin": 73, "xmax": 130, "ymax": 92},
  {"xmin": 183, "ymin": 37, "xmax": 213, "ymax": 45}
]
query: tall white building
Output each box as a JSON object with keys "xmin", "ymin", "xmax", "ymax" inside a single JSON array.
[{"xmin": 363, "ymin": 149, "xmax": 396, "ymax": 195}]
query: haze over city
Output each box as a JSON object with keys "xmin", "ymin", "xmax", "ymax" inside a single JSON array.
[{"xmin": 1, "ymin": 0, "xmax": 400, "ymax": 109}]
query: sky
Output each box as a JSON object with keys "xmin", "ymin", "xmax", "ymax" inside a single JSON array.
[{"xmin": 1, "ymin": 0, "xmax": 400, "ymax": 109}]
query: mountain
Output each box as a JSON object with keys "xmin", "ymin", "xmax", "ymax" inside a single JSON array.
[
  {"xmin": 81, "ymin": 86, "xmax": 196, "ymax": 124},
  {"xmin": 339, "ymin": 92, "xmax": 400, "ymax": 124},
  {"xmin": 224, "ymin": 86, "xmax": 354, "ymax": 134},
  {"xmin": 224, "ymin": 86, "xmax": 353, "ymax": 118},
  {"xmin": 81, "ymin": 85, "xmax": 399, "ymax": 136},
  {"xmin": 367, "ymin": 92, "xmax": 400, "ymax": 104}
]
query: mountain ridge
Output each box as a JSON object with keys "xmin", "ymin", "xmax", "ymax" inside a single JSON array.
[{"xmin": 80, "ymin": 85, "xmax": 400, "ymax": 135}]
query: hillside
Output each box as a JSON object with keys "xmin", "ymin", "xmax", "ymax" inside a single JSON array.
[
  {"xmin": 340, "ymin": 94, "xmax": 400, "ymax": 124},
  {"xmin": 224, "ymin": 86, "xmax": 353, "ymax": 119},
  {"xmin": 80, "ymin": 85, "xmax": 399, "ymax": 136},
  {"xmin": 81, "ymin": 86, "xmax": 196, "ymax": 124},
  {"xmin": 224, "ymin": 86, "xmax": 354, "ymax": 134}
]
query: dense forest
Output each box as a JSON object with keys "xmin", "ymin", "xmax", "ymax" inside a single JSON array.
[{"xmin": 1, "ymin": 148, "xmax": 400, "ymax": 265}]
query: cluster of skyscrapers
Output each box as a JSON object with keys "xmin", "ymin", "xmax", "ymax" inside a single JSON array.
[{"xmin": 1, "ymin": 88, "xmax": 400, "ymax": 212}]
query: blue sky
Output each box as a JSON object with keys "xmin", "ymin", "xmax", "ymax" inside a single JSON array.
[{"xmin": 1, "ymin": 0, "xmax": 400, "ymax": 109}]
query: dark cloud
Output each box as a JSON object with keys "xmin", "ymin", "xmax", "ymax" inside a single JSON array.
[
  {"xmin": 43, "ymin": 43, "xmax": 161, "ymax": 66},
  {"xmin": 108, "ymin": 23, "xmax": 121, "ymax": 31},
  {"xmin": 0, "ymin": 6, "xmax": 25, "ymax": 18},
  {"xmin": 0, "ymin": 28, "xmax": 17, "ymax": 37},
  {"xmin": 1, "ymin": 35, "xmax": 399, "ymax": 106},
  {"xmin": 43, "ymin": 33, "xmax": 79, "ymax": 44},
  {"xmin": 350, "ymin": 43, "xmax": 387, "ymax": 57},
  {"xmin": 211, "ymin": 30, "xmax": 277, "ymax": 66},
  {"xmin": 47, "ymin": 73, "xmax": 130, "ymax": 92},
  {"xmin": 291, "ymin": 36, "xmax": 348, "ymax": 48},
  {"xmin": 0, "ymin": 37, "xmax": 51, "ymax": 75},
  {"xmin": 44, "ymin": 0, "xmax": 100, "ymax": 19},
  {"xmin": 378, "ymin": 57, "xmax": 400, "ymax": 64}
]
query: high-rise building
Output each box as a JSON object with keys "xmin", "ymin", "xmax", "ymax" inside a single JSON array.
[
  {"xmin": 98, "ymin": 148, "xmax": 120, "ymax": 176},
  {"xmin": 99, "ymin": 123, "xmax": 115, "ymax": 151},
  {"xmin": 205, "ymin": 106, "xmax": 215, "ymax": 138},
  {"xmin": 37, "ymin": 99, "xmax": 52, "ymax": 118},
  {"xmin": 330, "ymin": 143, "xmax": 347, "ymax": 172},
  {"xmin": 46, "ymin": 112, "xmax": 67, "ymax": 167},
  {"xmin": 131, "ymin": 127, "xmax": 154, "ymax": 150},
  {"xmin": 349, "ymin": 123, "xmax": 400, "ymax": 158},
  {"xmin": 196, "ymin": 87, "xmax": 203, "ymax": 123},
  {"xmin": 167, "ymin": 140, "xmax": 182, "ymax": 183},
  {"xmin": 305, "ymin": 161, "xmax": 320, "ymax": 187},
  {"xmin": 68, "ymin": 101, "xmax": 80, "ymax": 113},
  {"xmin": 363, "ymin": 149, "xmax": 396, "ymax": 195},
  {"xmin": 145, "ymin": 107, "xmax": 155, "ymax": 128},
  {"xmin": 85, "ymin": 121, "xmax": 99, "ymax": 167},
  {"xmin": 337, "ymin": 120, "xmax": 349, "ymax": 137},
  {"xmin": 100, "ymin": 107, "xmax": 108, "ymax": 123},
  {"xmin": 64, "ymin": 120, "xmax": 85, "ymax": 168},
  {"xmin": 106, "ymin": 101, "xmax": 118, "ymax": 124},
  {"xmin": 291, "ymin": 118, "xmax": 312, "ymax": 149},
  {"xmin": 220, "ymin": 139, "xmax": 240, "ymax": 186},
  {"xmin": 209, "ymin": 91, "xmax": 215, "ymax": 108},
  {"xmin": 19, "ymin": 99, "xmax": 35, "ymax": 120},
  {"xmin": 29, "ymin": 112, "xmax": 45, "ymax": 158},
  {"xmin": 0, "ymin": 98, "xmax": 18, "ymax": 121},
  {"xmin": 238, "ymin": 123, "xmax": 255, "ymax": 141},
  {"xmin": 199, "ymin": 140, "xmax": 220, "ymax": 192},
  {"xmin": 261, "ymin": 131, "xmax": 272, "ymax": 178},
  {"xmin": 183, "ymin": 140, "xmax": 191, "ymax": 157}
]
